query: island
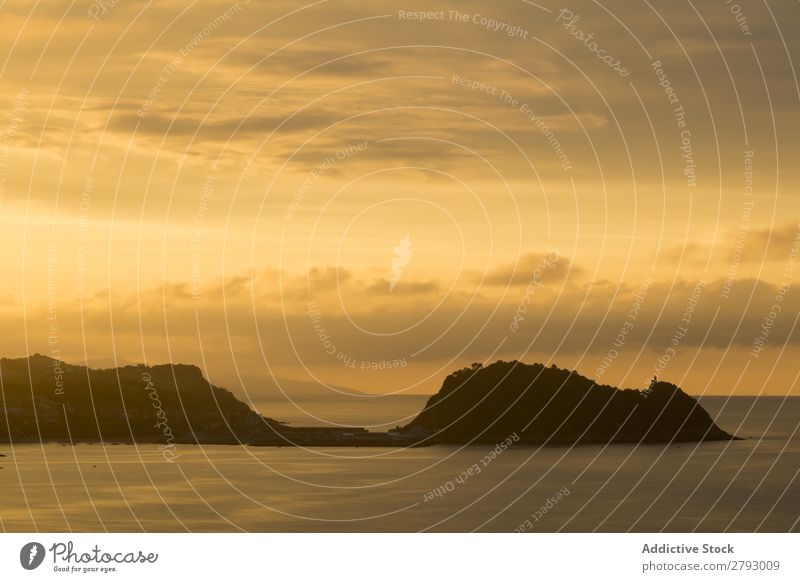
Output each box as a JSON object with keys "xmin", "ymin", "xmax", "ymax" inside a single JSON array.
[{"xmin": 403, "ymin": 360, "xmax": 735, "ymax": 444}]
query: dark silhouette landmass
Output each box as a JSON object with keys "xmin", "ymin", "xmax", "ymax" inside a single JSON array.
[
  {"xmin": 1, "ymin": 356, "xmax": 734, "ymax": 447},
  {"xmin": 405, "ymin": 360, "xmax": 735, "ymax": 444},
  {"xmin": 0, "ymin": 354, "xmax": 270, "ymax": 445},
  {"xmin": 0, "ymin": 355, "xmax": 411, "ymax": 447}
]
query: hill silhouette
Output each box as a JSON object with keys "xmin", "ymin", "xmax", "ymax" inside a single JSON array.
[
  {"xmin": 407, "ymin": 360, "xmax": 734, "ymax": 444},
  {"xmin": 0, "ymin": 354, "xmax": 272, "ymax": 444}
]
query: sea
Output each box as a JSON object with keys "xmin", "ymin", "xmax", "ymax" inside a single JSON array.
[{"xmin": 1, "ymin": 396, "xmax": 797, "ymax": 532}]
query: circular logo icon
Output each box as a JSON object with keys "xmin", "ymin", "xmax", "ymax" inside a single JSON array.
[{"xmin": 20, "ymin": 542, "xmax": 46, "ymax": 570}]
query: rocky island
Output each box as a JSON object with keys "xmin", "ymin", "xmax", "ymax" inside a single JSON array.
[{"xmin": 404, "ymin": 360, "xmax": 735, "ymax": 444}]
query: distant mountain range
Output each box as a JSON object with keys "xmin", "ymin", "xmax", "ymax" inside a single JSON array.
[
  {"xmin": 0, "ymin": 355, "xmax": 734, "ymax": 446},
  {"xmin": 237, "ymin": 374, "xmax": 366, "ymax": 400},
  {"xmin": 406, "ymin": 360, "xmax": 735, "ymax": 444}
]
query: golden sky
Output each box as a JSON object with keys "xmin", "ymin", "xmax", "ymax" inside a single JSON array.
[{"xmin": 1, "ymin": 0, "xmax": 799, "ymax": 397}]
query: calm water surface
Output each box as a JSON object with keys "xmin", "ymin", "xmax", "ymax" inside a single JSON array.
[{"xmin": 1, "ymin": 397, "xmax": 797, "ymax": 532}]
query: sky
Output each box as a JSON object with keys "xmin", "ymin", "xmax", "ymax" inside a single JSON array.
[{"xmin": 1, "ymin": 0, "xmax": 799, "ymax": 398}]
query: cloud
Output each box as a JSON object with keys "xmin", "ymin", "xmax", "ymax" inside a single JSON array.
[
  {"xmin": 663, "ymin": 222, "xmax": 800, "ymax": 267},
  {"xmin": 308, "ymin": 266, "xmax": 352, "ymax": 291},
  {"xmin": 365, "ymin": 278, "xmax": 441, "ymax": 295},
  {"xmin": 480, "ymin": 251, "xmax": 581, "ymax": 286}
]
